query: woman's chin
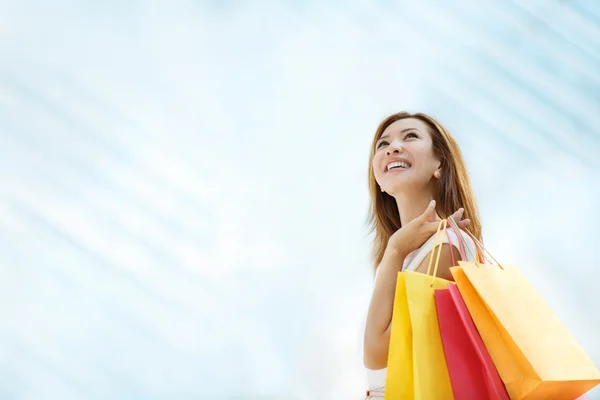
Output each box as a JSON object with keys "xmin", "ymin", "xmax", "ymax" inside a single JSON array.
[{"xmin": 383, "ymin": 180, "xmax": 419, "ymax": 196}]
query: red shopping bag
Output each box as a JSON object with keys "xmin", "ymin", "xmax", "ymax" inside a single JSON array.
[
  {"xmin": 435, "ymin": 283, "xmax": 509, "ymax": 400},
  {"xmin": 433, "ymin": 223, "xmax": 508, "ymax": 399}
]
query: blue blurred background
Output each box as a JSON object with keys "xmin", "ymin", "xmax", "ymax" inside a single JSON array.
[{"xmin": 1, "ymin": 1, "xmax": 599, "ymax": 399}]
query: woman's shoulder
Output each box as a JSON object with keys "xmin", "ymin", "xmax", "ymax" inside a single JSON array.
[
  {"xmin": 446, "ymin": 228, "xmax": 479, "ymax": 261},
  {"xmin": 402, "ymin": 226, "xmax": 478, "ymax": 272},
  {"xmin": 423, "ymin": 226, "xmax": 476, "ymax": 251}
]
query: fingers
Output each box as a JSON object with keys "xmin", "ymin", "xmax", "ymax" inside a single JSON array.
[
  {"xmin": 425, "ymin": 217, "xmax": 469, "ymax": 234},
  {"xmin": 447, "ymin": 208, "xmax": 470, "ymax": 230},
  {"xmin": 450, "ymin": 208, "xmax": 465, "ymax": 222},
  {"xmin": 421, "ymin": 200, "xmax": 438, "ymax": 223},
  {"xmin": 457, "ymin": 218, "xmax": 471, "ymax": 228},
  {"xmin": 422, "ymin": 203, "xmax": 471, "ymax": 230}
]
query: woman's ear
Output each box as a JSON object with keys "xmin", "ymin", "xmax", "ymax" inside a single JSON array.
[{"xmin": 433, "ymin": 161, "xmax": 443, "ymax": 179}]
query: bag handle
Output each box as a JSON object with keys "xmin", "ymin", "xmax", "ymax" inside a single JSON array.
[
  {"xmin": 446, "ymin": 216, "xmax": 504, "ymax": 270},
  {"xmin": 464, "ymin": 226, "xmax": 504, "ymax": 269},
  {"xmin": 425, "ymin": 219, "xmax": 448, "ymax": 283},
  {"xmin": 447, "ymin": 224, "xmax": 467, "ymax": 266},
  {"xmin": 446, "ymin": 216, "xmax": 479, "ymax": 262}
]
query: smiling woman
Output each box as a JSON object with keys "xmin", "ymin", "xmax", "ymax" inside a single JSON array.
[{"xmin": 362, "ymin": 112, "xmax": 482, "ymax": 398}]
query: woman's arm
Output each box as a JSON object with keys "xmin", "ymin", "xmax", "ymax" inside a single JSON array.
[
  {"xmin": 363, "ymin": 244, "xmax": 462, "ymax": 370},
  {"xmin": 363, "ymin": 246, "xmax": 407, "ymax": 370},
  {"xmin": 363, "ymin": 204, "xmax": 470, "ymax": 370},
  {"xmin": 363, "ymin": 202, "xmax": 440, "ymax": 370}
]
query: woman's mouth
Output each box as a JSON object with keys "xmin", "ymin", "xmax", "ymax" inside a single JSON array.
[{"xmin": 386, "ymin": 160, "xmax": 411, "ymax": 172}]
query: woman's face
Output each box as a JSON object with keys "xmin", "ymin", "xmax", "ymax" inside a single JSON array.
[{"xmin": 372, "ymin": 117, "xmax": 441, "ymax": 195}]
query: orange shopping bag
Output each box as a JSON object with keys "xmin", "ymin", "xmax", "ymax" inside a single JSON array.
[{"xmin": 450, "ymin": 231, "xmax": 600, "ymax": 400}]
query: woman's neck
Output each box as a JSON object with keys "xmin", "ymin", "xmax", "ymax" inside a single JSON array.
[{"xmin": 393, "ymin": 190, "xmax": 440, "ymax": 226}]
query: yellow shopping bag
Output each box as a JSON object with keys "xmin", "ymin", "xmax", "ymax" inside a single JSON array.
[
  {"xmin": 450, "ymin": 233, "xmax": 600, "ymax": 400},
  {"xmin": 384, "ymin": 271, "xmax": 413, "ymax": 399},
  {"xmin": 384, "ymin": 220, "xmax": 454, "ymax": 400}
]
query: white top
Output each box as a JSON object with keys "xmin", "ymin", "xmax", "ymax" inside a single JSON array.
[{"xmin": 365, "ymin": 228, "xmax": 479, "ymax": 398}]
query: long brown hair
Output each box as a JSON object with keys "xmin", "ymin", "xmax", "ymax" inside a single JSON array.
[{"xmin": 367, "ymin": 112, "xmax": 482, "ymax": 272}]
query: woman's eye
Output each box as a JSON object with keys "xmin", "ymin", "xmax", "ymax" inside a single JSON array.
[
  {"xmin": 377, "ymin": 140, "xmax": 389, "ymax": 149},
  {"xmin": 405, "ymin": 132, "xmax": 418, "ymax": 139}
]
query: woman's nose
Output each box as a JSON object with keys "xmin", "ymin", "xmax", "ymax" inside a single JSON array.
[{"xmin": 386, "ymin": 141, "xmax": 402, "ymax": 155}]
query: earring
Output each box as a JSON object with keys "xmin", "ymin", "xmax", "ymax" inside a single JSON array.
[
  {"xmin": 381, "ymin": 187, "xmax": 385, "ymax": 192},
  {"xmin": 434, "ymin": 170, "xmax": 441, "ymax": 179}
]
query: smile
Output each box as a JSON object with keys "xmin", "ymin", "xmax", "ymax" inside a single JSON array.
[{"xmin": 386, "ymin": 160, "xmax": 411, "ymax": 172}]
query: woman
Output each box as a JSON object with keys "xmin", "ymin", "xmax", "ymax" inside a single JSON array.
[{"xmin": 363, "ymin": 112, "xmax": 482, "ymax": 398}]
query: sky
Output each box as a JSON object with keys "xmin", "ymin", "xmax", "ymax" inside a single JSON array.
[{"xmin": 1, "ymin": 0, "xmax": 599, "ymax": 399}]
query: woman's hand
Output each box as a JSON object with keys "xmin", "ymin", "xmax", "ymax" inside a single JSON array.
[{"xmin": 386, "ymin": 200, "xmax": 470, "ymax": 258}]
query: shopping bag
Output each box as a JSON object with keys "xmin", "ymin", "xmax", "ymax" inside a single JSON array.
[
  {"xmin": 433, "ymin": 215, "xmax": 509, "ymax": 399},
  {"xmin": 435, "ymin": 284, "xmax": 509, "ymax": 399},
  {"xmin": 385, "ymin": 220, "xmax": 454, "ymax": 399},
  {"xmin": 450, "ymin": 230, "xmax": 600, "ymax": 400},
  {"xmin": 384, "ymin": 271, "xmax": 413, "ymax": 399}
]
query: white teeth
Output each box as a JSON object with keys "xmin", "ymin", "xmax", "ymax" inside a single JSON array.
[{"xmin": 387, "ymin": 161, "xmax": 410, "ymax": 171}]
